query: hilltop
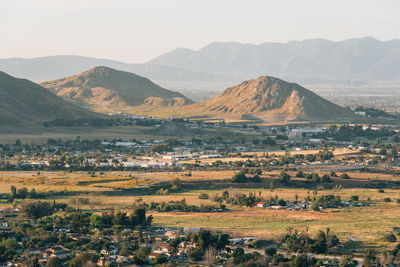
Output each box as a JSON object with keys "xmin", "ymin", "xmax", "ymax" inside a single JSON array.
[
  {"xmin": 40, "ymin": 66, "xmax": 193, "ymax": 112},
  {"xmin": 0, "ymin": 71, "xmax": 101, "ymax": 125},
  {"xmin": 178, "ymin": 76, "xmax": 355, "ymax": 122}
]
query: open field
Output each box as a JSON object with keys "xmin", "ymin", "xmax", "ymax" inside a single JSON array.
[
  {"xmin": 0, "ymin": 123, "xmax": 264, "ymax": 143},
  {"xmin": 2, "ymin": 167, "xmax": 400, "ymax": 254}
]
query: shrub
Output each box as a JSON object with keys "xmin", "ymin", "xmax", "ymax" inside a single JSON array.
[
  {"xmin": 383, "ymin": 233, "xmax": 397, "ymax": 242},
  {"xmin": 383, "ymin": 198, "xmax": 391, "ymax": 202},
  {"xmin": 198, "ymin": 193, "xmax": 209, "ymax": 200},
  {"xmin": 312, "ymin": 173, "xmax": 320, "ymax": 183},
  {"xmin": 339, "ymin": 255, "xmax": 357, "ymax": 267},
  {"xmin": 231, "ymin": 172, "xmax": 247, "ymax": 183},
  {"xmin": 188, "ymin": 249, "xmax": 203, "ymax": 261},
  {"xmin": 378, "ymin": 189, "xmax": 385, "ymax": 193},
  {"xmin": 278, "ymin": 171, "xmax": 291, "ymax": 184},
  {"xmin": 265, "ymin": 247, "xmax": 277, "ymax": 256},
  {"xmin": 156, "ymin": 188, "xmax": 169, "ymax": 195},
  {"xmin": 248, "ymin": 239, "xmax": 263, "ymax": 249},
  {"xmin": 322, "ymin": 174, "xmax": 332, "ymax": 183},
  {"xmin": 350, "ymin": 195, "xmax": 359, "ymax": 201},
  {"xmin": 340, "ymin": 173, "xmax": 350, "ymax": 179},
  {"xmin": 21, "ymin": 201, "xmax": 54, "ymax": 219},
  {"xmin": 249, "ymin": 175, "xmax": 262, "ymax": 183}
]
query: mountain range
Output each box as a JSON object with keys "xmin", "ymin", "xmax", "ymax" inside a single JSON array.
[
  {"xmin": 40, "ymin": 66, "xmax": 193, "ymax": 113},
  {"xmin": 0, "ymin": 71, "xmax": 100, "ymax": 125},
  {"xmin": 0, "ymin": 55, "xmax": 221, "ymax": 83},
  {"xmin": 0, "ymin": 37, "xmax": 399, "ymax": 90},
  {"xmin": 148, "ymin": 37, "xmax": 400, "ymax": 85}
]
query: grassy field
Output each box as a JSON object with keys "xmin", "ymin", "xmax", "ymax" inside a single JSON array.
[
  {"xmin": 0, "ymin": 122, "xmax": 264, "ymax": 143},
  {"xmin": 2, "ymin": 169, "xmax": 400, "ymax": 252}
]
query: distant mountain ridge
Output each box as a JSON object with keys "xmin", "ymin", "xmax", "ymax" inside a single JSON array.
[
  {"xmin": 0, "ymin": 55, "xmax": 222, "ymax": 82},
  {"xmin": 0, "ymin": 71, "xmax": 101, "ymax": 125},
  {"xmin": 148, "ymin": 37, "xmax": 400, "ymax": 84},
  {"xmin": 40, "ymin": 66, "xmax": 193, "ymax": 112}
]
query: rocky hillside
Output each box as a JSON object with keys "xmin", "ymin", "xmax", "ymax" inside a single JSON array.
[
  {"xmin": 40, "ymin": 66, "xmax": 193, "ymax": 112},
  {"xmin": 187, "ymin": 76, "xmax": 355, "ymax": 122}
]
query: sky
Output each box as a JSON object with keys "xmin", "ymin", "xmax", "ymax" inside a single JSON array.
[{"xmin": 1, "ymin": 0, "xmax": 400, "ymax": 63}]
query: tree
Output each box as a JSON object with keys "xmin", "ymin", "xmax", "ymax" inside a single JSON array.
[
  {"xmin": 204, "ymin": 246, "xmax": 216, "ymax": 266},
  {"xmin": 231, "ymin": 172, "xmax": 247, "ymax": 183},
  {"xmin": 311, "ymin": 231, "xmax": 328, "ymax": 254},
  {"xmin": 27, "ymin": 255, "xmax": 40, "ymax": 267},
  {"xmin": 278, "ymin": 171, "xmax": 291, "ymax": 184},
  {"xmin": 265, "ymin": 247, "xmax": 277, "ymax": 256},
  {"xmin": 339, "ymin": 255, "xmax": 357, "ymax": 267},
  {"xmin": 46, "ymin": 257, "xmax": 62, "ymax": 267},
  {"xmin": 17, "ymin": 187, "xmax": 28, "ymax": 199},
  {"xmin": 10, "ymin": 185, "xmax": 17, "ymax": 200},
  {"xmin": 168, "ymin": 237, "xmax": 181, "ymax": 256},
  {"xmin": 154, "ymin": 254, "xmax": 168, "ymax": 264},
  {"xmin": 188, "ymin": 249, "xmax": 203, "ymax": 262},
  {"xmin": 362, "ymin": 249, "xmax": 379, "ymax": 267},
  {"xmin": 291, "ymin": 254, "xmax": 309, "ymax": 267},
  {"xmin": 22, "ymin": 201, "xmax": 53, "ymax": 219},
  {"xmin": 70, "ymin": 253, "xmax": 97, "ymax": 267},
  {"xmin": 322, "ymin": 174, "xmax": 332, "ymax": 183},
  {"xmin": 340, "ymin": 173, "xmax": 350, "ymax": 179}
]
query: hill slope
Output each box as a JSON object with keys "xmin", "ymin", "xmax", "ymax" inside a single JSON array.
[
  {"xmin": 148, "ymin": 37, "xmax": 400, "ymax": 84},
  {"xmin": 40, "ymin": 66, "xmax": 193, "ymax": 112},
  {"xmin": 0, "ymin": 71, "xmax": 101, "ymax": 125},
  {"xmin": 182, "ymin": 76, "xmax": 355, "ymax": 122}
]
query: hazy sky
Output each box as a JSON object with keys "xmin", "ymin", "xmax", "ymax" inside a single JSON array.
[{"xmin": 1, "ymin": 0, "xmax": 400, "ymax": 63}]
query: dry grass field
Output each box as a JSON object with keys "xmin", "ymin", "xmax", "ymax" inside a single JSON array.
[{"xmin": 1, "ymin": 168, "xmax": 400, "ymax": 252}]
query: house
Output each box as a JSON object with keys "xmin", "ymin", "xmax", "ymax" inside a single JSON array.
[{"xmin": 256, "ymin": 202, "xmax": 268, "ymax": 208}]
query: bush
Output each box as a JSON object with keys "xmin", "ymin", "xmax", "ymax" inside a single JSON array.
[
  {"xmin": 249, "ymin": 175, "xmax": 262, "ymax": 183},
  {"xmin": 339, "ymin": 255, "xmax": 357, "ymax": 267},
  {"xmin": 278, "ymin": 171, "xmax": 291, "ymax": 184},
  {"xmin": 46, "ymin": 257, "xmax": 62, "ymax": 267},
  {"xmin": 311, "ymin": 173, "xmax": 320, "ymax": 183},
  {"xmin": 265, "ymin": 247, "xmax": 277, "ymax": 256},
  {"xmin": 70, "ymin": 253, "xmax": 98, "ymax": 267},
  {"xmin": 378, "ymin": 189, "xmax": 385, "ymax": 193},
  {"xmin": 340, "ymin": 173, "xmax": 350, "ymax": 179},
  {"xmin": 156, "ymin": 188, "xmax": 169, "ymax": 195},
  {"xmin": 188, "ymin": 249, "xmax": 203, "ymax": 261},
  {"xmin": 154, "ymin": 254, "xmax": 168, "ymax": 264},
  {"xmin": 322, "ymin": 174, "xmax": 332, "ymax": 183},
  {"xmin": 231, "ymin": 172, "xmax": 247, "ymax": 183},
  {"xmin": 350, "ymin": 195, "xmax": 359, "ymax": 201},
  {"xmin": 383, "ymin": 198, "xmax": 391, "ymax": 202},
  {"xmin": 295, "ymin": 171, "xmax": 305, "ymax": 178},
  {"xmin": 198, "ymin": 193, "xmax": 209, "ymax": 200},
  {"xmin": 248, "ymin": 239, "xmax": 263, "ymax": 249},
  {"xmin": 383, "ymin": 233, "xmax": 397, "ymax": 242},
  {"xmin": 21, "ymin": 201, "xmax": 54, "ymax": 219}
]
